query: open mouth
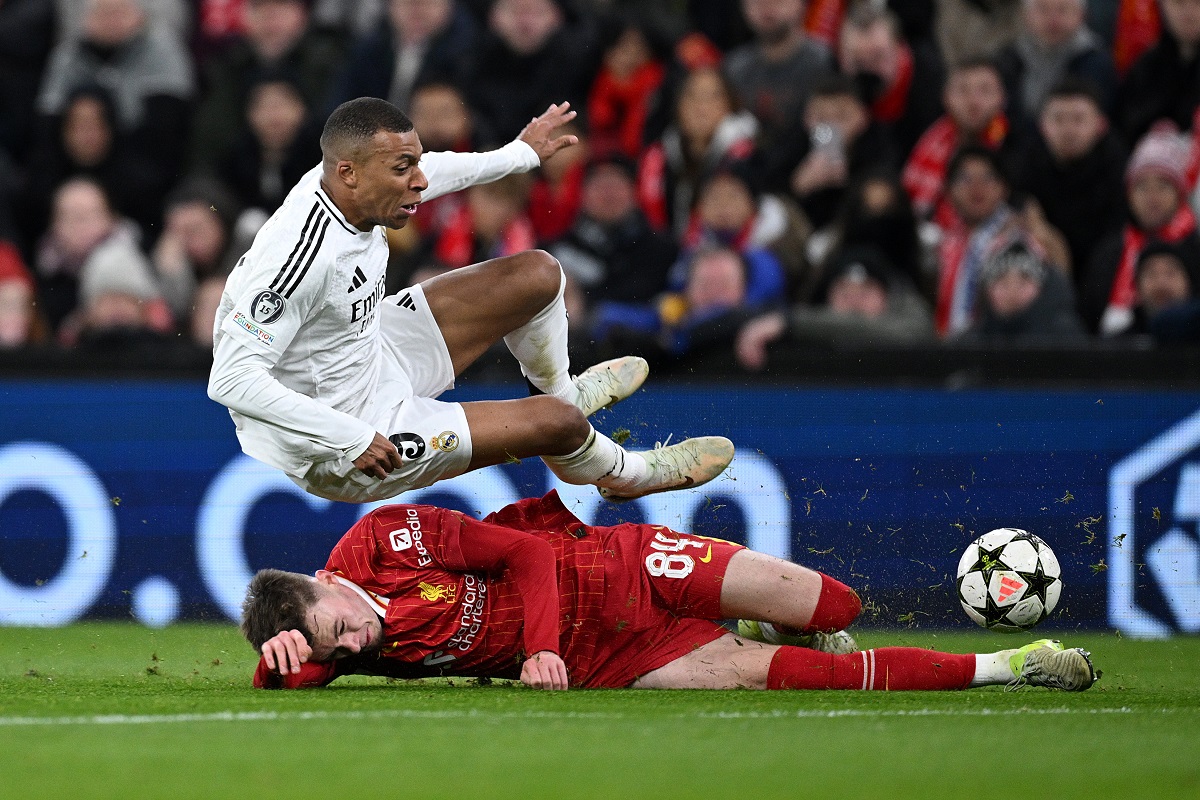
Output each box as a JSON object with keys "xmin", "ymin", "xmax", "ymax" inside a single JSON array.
[{"xmin": 399, "ymin": 203, "xmax": 419, "ymax": 216}]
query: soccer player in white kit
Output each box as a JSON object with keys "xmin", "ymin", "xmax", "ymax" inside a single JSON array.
[{"xmin": 208, "ymin": 98, "xmax": 734, "ymax": 504}]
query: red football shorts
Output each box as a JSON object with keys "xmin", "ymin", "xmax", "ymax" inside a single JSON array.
[{"xmin": 576, "ymin": 523, "xmax": 745, "ymax": 689}]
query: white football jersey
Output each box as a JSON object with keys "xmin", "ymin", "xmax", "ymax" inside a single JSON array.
[{"xmin": 210, "ymin": 141, "xmax": 539, "ymax": 477}]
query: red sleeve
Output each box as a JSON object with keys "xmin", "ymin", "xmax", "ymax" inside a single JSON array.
[
  {"xmin": 253, "ymin": 656, "xmax": 341, "ymax": 689},
  {"xmin": 448, "ymin": 515, "xmax": 560, "ymax": 658}
]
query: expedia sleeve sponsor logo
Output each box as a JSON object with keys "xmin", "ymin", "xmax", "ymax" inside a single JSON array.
[
  {"xmin": 232, "ymin": 311, "xmax": 276, "ymax": 345},
  {"xmin": 390, "ymin": 508, "xmax": 432, "ymax": 566},
  {"xmin": 250, "ymin": 290, "xmax": 286, "ymax": 324}
]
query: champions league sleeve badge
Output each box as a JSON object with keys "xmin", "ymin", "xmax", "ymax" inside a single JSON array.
[{"xmin": 250, "ymin": 290, "xmax": 286, "ymax": 324}]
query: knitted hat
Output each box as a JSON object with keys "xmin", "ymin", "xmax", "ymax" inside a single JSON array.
[
  {"xmin": 980, "ymin": 240, "xmax": 1047, "ymax": 286},
  {"xmin": 1126, "ymin": 123, "xmax": 1192, "ymax": 197}
]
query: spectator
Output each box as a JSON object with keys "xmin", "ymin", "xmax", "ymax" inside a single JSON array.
[
  {"xmin": 637, "ymin": 66, "xmax": 758, "ymax": 236},
  {"xmin": 735, "ymin": 244, "xmax": 934, "ymax": 368},
  {"xmin": 528, "ymin": 121, "xmax": 588, "ymax": 242},
  {"xmin": 995, "ymin": 0, "xmax": 1118, "ymax": 126},
  {"xmin": 1120, "ymin": 0, "xmax": 1200, "ymax": 145},
  {"xmin": 953, "ymin": 238, "xmax": 1087, "ymax": 346},
  {"xmin": 431, "ymin": 173, "xmax": 536, "ymax": 270},
  {"xmin": 587, "ymin": 15, "xmax": 667, "ymax": 160},
  {"xmin": 723, "ymin": 0, "xmax": 834, "ymax": 153},
  {"xmin": 151, "ymin": 178, "xmax": 241, "ymax": 321},
  {"xmin": 935, "ymin": 146, "xmax": 1026, "ymax": 336},
  {"xmin": 21, "ymin": 85, "xmax": 162, "ymax": 246},
  {"xmin": 0, "ymin": 240, "xmax": 47, "ymax": 347},
  {"xmin": 837, "ymin": 1, "xmax": 943, "ymax": 158},
  {"xmin": 682, "ymin": 167, "xmax": 811, "ymax": 301},
  {"xmin": 0, "ymin": 0, "xmax": 56, "ymax": 161},
  {"xmin": 35, "ymin": 177, "xmax": 172, "ymax": 337},
  {"xmin": 1014, "ymin": 78, "xmax": 1128, "ymax": 278},
  {"xmin": 1083, "ymin": 124, "xmax": 1200, "ymax": 335},
  {"xmin": 189, "ymin": 0, "xmax": 345, "ymax": 172},
  {"xmin": 217, "ymin": 74, "xmax": 321, "ymax": 215},
  {"xmin": 903, "ymin": 57, "xmax": 1018, "ymax": 225},
  {"xmin": 547, "ymin": 154, "xmax": 677, "ymax": 308},
  {"xmin": 69, "ymin": 234, "xmax": 174, "ymax": 349},
  {"xmin": 593, "ymin": 245, "xmax": 771, "ymax": 359},
  {"xmin": 1134, "ymin": 239, "xmax": 1200, "ymax": 343},
  {"xmin": 935, "ymin": 0, "xmax": 1023, "ymax": 67},
  {"xmin": 464, "ymin": 0, "xmax": 598, "ymax": 141},
  {"xmin": 778, "ymin": 74, "xmax": 899, "ymax": 231},
  {"xmin": 327, "ymin": 0, "xmax": 475, "ymax": 113},
  {"xmin": 815, "ymin": 169, "xmax": 927, "ymax": 298},
  {"xmin": 36, "ymin": 0, "xmax": 194, "ymax": 180}
]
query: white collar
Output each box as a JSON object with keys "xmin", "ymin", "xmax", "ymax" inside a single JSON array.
[{"xmin": 334, "ymin": 575, "xmax": 388, "ymax": 618}]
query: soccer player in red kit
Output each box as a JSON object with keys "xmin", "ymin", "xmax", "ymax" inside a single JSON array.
[{"xmin": 242, "ymin": 492, "xmax": 1099, "ymax": 692}]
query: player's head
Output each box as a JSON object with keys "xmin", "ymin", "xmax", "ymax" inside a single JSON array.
[
  {"xmin": 242, "ymin": 568, "xmax": 383, "ymax": 661},
  {"xmin": 320, "ymin": 97, "xmax": 427, "ymax": 231}
]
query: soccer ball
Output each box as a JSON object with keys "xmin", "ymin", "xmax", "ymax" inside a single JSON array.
[{"xmin": 955, "ymin": 528, "xmax": 1062, "ymax": 632}]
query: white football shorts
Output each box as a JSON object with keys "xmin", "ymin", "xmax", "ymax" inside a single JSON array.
[{"xmin": 293, "ymin": 284, "xmax": 473, "ymax": 503}]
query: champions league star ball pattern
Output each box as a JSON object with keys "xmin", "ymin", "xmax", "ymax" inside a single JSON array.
[{"xmin": 956, "ymin": 528, "xmax": 1063, "ymax": 632}]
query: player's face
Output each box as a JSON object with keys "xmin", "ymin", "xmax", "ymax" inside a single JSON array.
[
  {"xmin": 306, "ymin": 574, "xmax": 384, "ymax": 661},
  {"xmin": 353, "ymin": 129, "xmax": 429, "ymax": 230}
]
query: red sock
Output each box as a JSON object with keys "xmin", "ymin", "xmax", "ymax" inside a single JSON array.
[
  {"xmin": 799, "ymin": 573, "xmax": 861, "ymax": 634},
  {"xmin": 767, "ymin": 646, "xmax": 976, "ymax": 691}
]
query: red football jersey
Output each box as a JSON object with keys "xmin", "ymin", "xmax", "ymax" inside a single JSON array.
[{"xmin": 253, "ymin": 491, "xmax": 733, "ymax": 689}]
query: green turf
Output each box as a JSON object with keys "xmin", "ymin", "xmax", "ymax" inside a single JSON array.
[{"xmin": 1, "ymin": 624, "xmax": 1196, "ymax": 799}]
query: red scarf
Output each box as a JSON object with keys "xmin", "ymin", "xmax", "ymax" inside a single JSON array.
[
  {"xmin": 587, "ymin": 61, "xmax": 666, "ymax": 160},
  {"xmin": 637, "ymin": 143, "xmax": 669, "ymax": 231},
  {"xmin": 1114, "ymin": 0, "xmax": 1160, "ymax": 75},
  {"xmin": 1109, "ymin": 206, "xmax": 1197, "ymax": 311},
  {"xmin": 903, "ymin": 114, "xmax": 1009, "ymax": 224},
  {"xmin": 434, "ymin": 204, "xmax": 537, "ymax": 269},
  {"xmin": 872, "ymin": 44, "xmax": 915, "ymax": 123},
  {"xmin": 805, "ymin": 0, "xmax": 846, "ymax": 46}
]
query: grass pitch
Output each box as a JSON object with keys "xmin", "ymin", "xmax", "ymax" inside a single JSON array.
[{"xmin": 0, "ymin": 624, "xmax": 1196, "ymax": 799}]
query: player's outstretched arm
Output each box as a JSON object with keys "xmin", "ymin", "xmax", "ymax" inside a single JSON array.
[
  {"xmin": 416, "ymin": 102, "xmax": 577, "ymax": 202},
  {"xmin": 520, "ymin": 650, "xmax": 569, "ymax": 690}
]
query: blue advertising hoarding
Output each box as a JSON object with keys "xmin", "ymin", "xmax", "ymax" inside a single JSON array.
[{"xmin": 0, "ymin": 379, "xmax": 1197, "ymax": 636}]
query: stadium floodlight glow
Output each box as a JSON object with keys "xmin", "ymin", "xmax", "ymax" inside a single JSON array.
[{"xmin": 0, "ymin": 442, "xmax": 117, "ymax": 625}]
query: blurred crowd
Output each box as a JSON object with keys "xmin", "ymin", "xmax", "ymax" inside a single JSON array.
[{"xmin": 2, "ymin": 0, "xmax": 1200, "ymax": 370}]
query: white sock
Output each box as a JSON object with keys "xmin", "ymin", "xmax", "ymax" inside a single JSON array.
[
  {"xmin": 503, "ymin": 267, "xmax": 577, "ymax": 402},
  {"xmin": 970, "ymin": 650, "xmax": 1019, "ymax": 687},
  {"xmin": 543, "ymin": 427, "xmax": 649, "ymax": 490}
]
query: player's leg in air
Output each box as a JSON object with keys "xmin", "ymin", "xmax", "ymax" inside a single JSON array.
[
  {"xmin": 629, "ymin": 540, "xmax": 1098, "ymax": 691},
  {"xmin": 421, "ymin": 249, "xmax": 734, "ymax": 500}
]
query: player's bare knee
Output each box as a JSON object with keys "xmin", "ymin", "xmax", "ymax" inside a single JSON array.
[
  {"xmin": 515, "ymin": 249, "xmax": 563, "ymax": 305},
  {"xmin": 534, "ymin": 396, "xmax": 589, "ymax": 452}
]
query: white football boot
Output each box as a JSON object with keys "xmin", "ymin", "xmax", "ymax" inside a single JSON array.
[
  {"xmin": 572, "ymin": 356, "xmax": 649, "ymax": 417},
  {"xmin": 598, "ymin": 436, "xmax": 735, "ymax": 503}
]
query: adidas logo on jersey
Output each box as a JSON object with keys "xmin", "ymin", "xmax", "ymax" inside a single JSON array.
[
  {"xmin": 347, "ymin": 266, "xmax": 368, "ymax": 293},
  {"xmin": 396, "ymin": 293, "xmax": 416, "ymax": 311}
]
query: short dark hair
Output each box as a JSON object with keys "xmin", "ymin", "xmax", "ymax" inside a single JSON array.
[
  {"xmin": 320, "ymin": 97, "xmax": 414, "ymax": 161},
  {"xmin": 240, "ymin": 569, "xmax": 320, "ymax": 652},
  {"xmin": 950, "ymin": 55, "xmax": 1002, "ymax": 79},
  {"xmin": 1042, "ymin": 76, "xmax": 1104, "ymax": 111},
  {"xmin": 946, "ymin": 144, "xmax": 1008, "ymax": 186},
  {"xmin": 810, "ymin": 73, "xmax": 867, "ymax": 104}
]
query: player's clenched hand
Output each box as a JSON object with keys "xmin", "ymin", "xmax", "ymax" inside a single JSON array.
[
  {"xmin": 517, "ymin": 102, "xmax": 579, "ymax": 164},
  {"xmin": 261, "ymin": 629, "xmax": 313, "ymax": 675},
  {"xmin": 521, "ymin": 650, "xmax": 569, "ymax": 690},
  {"xmin": 354, "ymin": 432, "xmax": 404, "ymax": 480}
]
